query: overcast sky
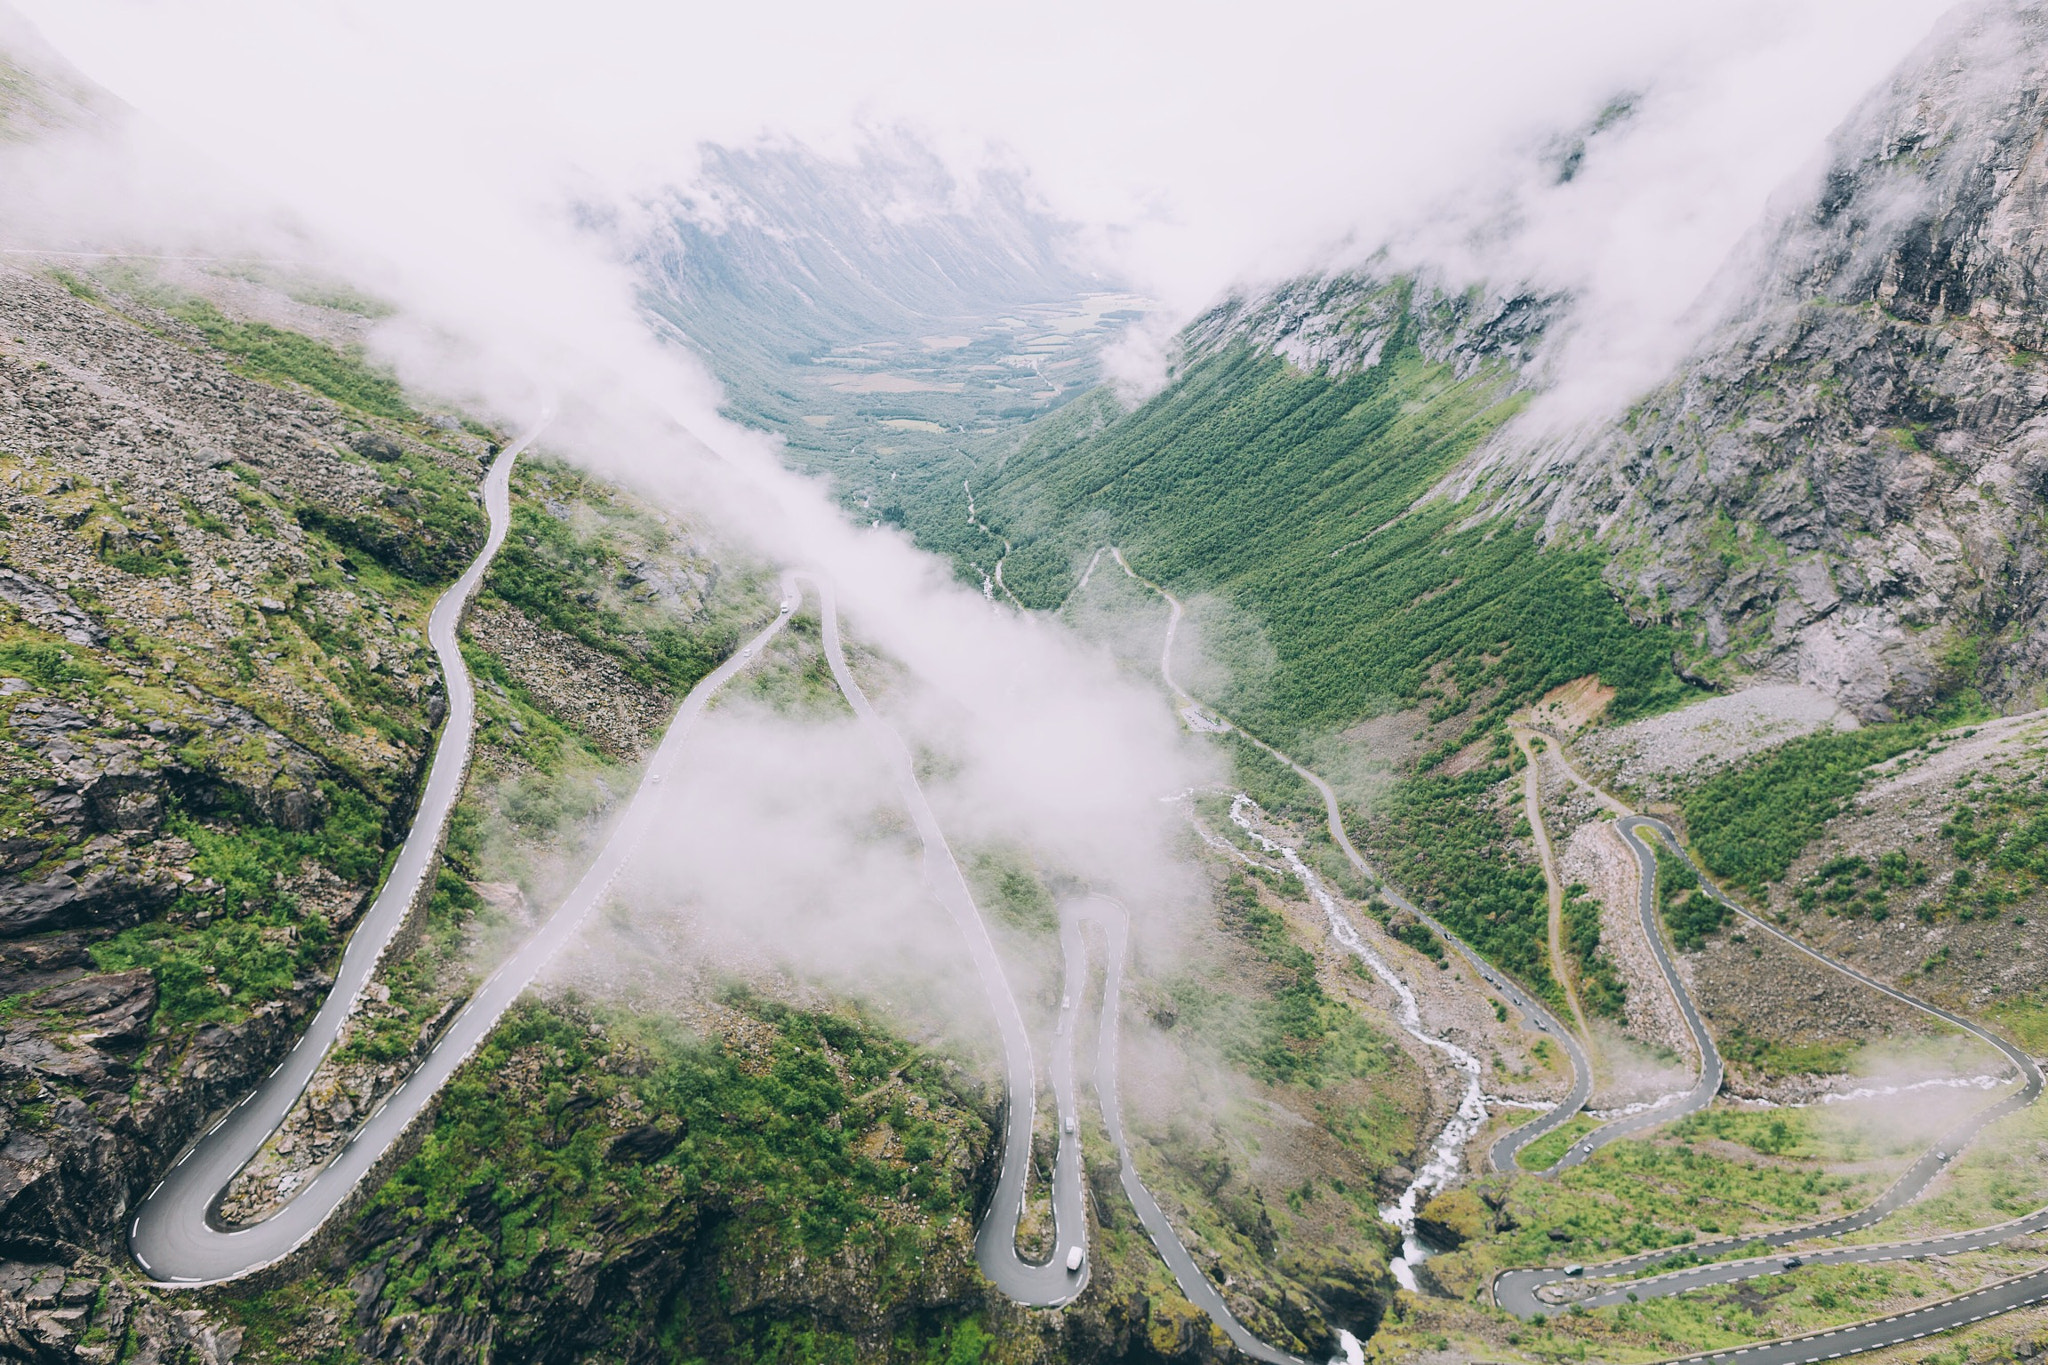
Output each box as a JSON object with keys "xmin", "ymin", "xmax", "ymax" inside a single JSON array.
[{"xmin": 19, "ymin": 1, "xmax": 1958, "ymax": 315}]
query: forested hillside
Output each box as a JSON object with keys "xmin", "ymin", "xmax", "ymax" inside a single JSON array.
[{"xmin": 965, "ymin": 329, "xmax": 1696, "ymax": 747}]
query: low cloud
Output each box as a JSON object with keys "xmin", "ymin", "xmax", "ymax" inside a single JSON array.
[{"xmin": 0, "ymin": 0, "xmax": 1997, "ymax": 1063}]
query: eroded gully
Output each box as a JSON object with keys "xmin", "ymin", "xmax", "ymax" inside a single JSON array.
[{"xmin": 1087, "ymin": 547, "xmax": 1593, "ymax": 1284}]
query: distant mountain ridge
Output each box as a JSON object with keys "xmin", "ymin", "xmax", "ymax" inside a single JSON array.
[{"xmin": 637, "ymin": 139, "xmax": 1107, "ymax": 367}]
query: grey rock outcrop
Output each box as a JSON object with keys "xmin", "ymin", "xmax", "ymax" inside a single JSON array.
[
  {"xmin": 1183, "ymin": 270, "xmax": 1561, "ymax": 384},
  {"xmin": 0, "ymin": 850, "xmax": 178, "ymax": 938},
  {"xmin": 0, "ymin": 570, "xmax": 105, "ymax": 646},
  {"xmin": 1451, "ymin": 0, "xmax": 2048, "ymax": 718}
]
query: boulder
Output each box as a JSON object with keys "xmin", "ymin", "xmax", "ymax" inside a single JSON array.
[
  {"xmin": 350, "ymin": 432, "xmax": 405, "ymax": 462},
  {"xmin": 0, "ymin": 856, "xmax": 178, "ymax": 939},
  {"xmin": 1414, "ymin": 1187, "xmax": 1491, "ymax": 1250}
]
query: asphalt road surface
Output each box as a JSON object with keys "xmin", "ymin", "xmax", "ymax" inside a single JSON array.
[
  {"xmin": 130, "ymin": 423, "xmax": 539, "ymax": 1282},
  {"xmin": 136, "ymin": 506, "xmax": 2046, "ymax": 1361},
  {"xmin": 1531, "ymin": 818, "xmax": 1727, "ymax": 1173},
  {"xmin": 135, "ymin": 557, "xmax": 1301, "ymax": 1359},
  {"xmin": 1068, "ymin": 896, "xmax": 1307, "ymax": 1365},
  {"xmin": 808, "ymin": 576, "xmax": 1088, "ymax": 1308},
  {"xmin": 1659, "ymin": 1268, "xmax": 2048, "ymax": 1365},
  {"xmin": 128, "ymin": 478, "xmax": 801, "ymax": 1283},
  {"xmin": 1495, "ymin": 757, "xmax": 2046, "ymax": 1355},
  {"xmin": 817, "ymin": 575, "xmax": 1320, "ymax": 1352}
]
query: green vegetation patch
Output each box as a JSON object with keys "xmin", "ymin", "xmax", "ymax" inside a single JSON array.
[
  {"xmin": 167, "ymin": 297, "xmax": 414, "ymax": 420},
  {"xmin": 965, "ymin": 847, "xmax": 1057, "ymax": 935},
  {"xmin": 968, "ymin": 330, "xmax": 1695, "ymax": 745},
  {"xmin": 1682, "ymin": 720, "xmax": 1942, "ymax": 892},
  {"xmin": 1672, "ymin": 1106, "xmax": 1814, "ymax": 1157},
  {"xmin": 1436, "ymin": 1127, "xmax": 1861, "ymax": 1294},
  {"xmin": 1176, "ymin": 869, "xmax": 1401, "ymax": 1090},
  {"xmin": 1364, "ymin": 766, "xmax": 1559, "ymax": 1004},
  {"xmin": 1226, "ymin": 731, "xmax": 1323, "ymax": 828},
  {"xmin": 1923, "ymin": 760, "xmax": 2048, "ymax": 922},
  {"xmin": 1573, "ymin": 1258, "xmax": 1945, "ymax": 1358},
  {"xmin": 1791, "ymin": 851, "xmax": 1925, "ymax": 923},
  {"xmin": 484, "ymin": 470, "xmax": 738, "ymax": 695},
  {"xmin": 90, "ymin": 785, "xmax": 385, "ymax": 1027},
  {"xmin": 729, "ymin": 609, "xmax": 848, "ymax": 717},
  {"xmin": 1517, "ymin": 1113, "xmax": 1602, "ymax": 1170},
  {"xmin": 1655, "ymin": 844, "xmax": 1727, "ymax": 952},
  {"xmin": 1563, "ymin": 880, "xmax": 1626, "ymax": 1019},
  {"xmin": 294, "ymin": 446, "xmax": 487, "ymax": 585},
  {"xmin": 1988, "ymin": 992, "xmax": 2048, "ymax": 1054},
  {"xmin": 297, "ymin": 997, "xmax": 992, "ymax": 1364},
  {"xmin": 1390, "ymin": 914, "xmax": 1447, "ymax": 965},
  {"xmin": 95, "ymin": 511, "xmax": 189, "ymax": 578},
  {"xmin": 1718, "ymin": 1030, "xmax": 1854, "ymax": 1081},
  {"xmin": 332, "ymin": 863, "xmax": 479, "ymax": 1068},
  {"xmin": 0, "ymin": 636, "xmax": 101, "ymax": 691}
]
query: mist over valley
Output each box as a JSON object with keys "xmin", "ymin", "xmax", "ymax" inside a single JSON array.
[{"xmin": 8, "ymin": 5, "xmax": 2048, "ymax": 1365}]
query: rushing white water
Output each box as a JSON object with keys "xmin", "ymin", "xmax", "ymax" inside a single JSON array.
[
  {"xmin": 1588, "ymin": 1088, "xmax": 1698, "ymax": 1121},
  {"xmin": 1743, "ymin": 1074, "xmax": 2007, "ymax": 1109},
  {"xmin": 1223, "ymin": 795, "xmax": 1489, "ymax": 1290}
]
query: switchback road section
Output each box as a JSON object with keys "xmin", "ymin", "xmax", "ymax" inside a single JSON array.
[
  {"xmin": 1496, "ymin": 735, "xmax": 2046, "ymax": 1363},
  {"xmin": 130, "ymin": 447, "xmax": 801, "ymax": 1284}
]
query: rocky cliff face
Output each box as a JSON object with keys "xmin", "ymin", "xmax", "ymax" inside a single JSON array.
[
  {"xmin": 1164, "ymin": 3, "xmax": 2048, "ymax": 723},
  {"xmin": 1180, "ymin": 270, "xmax": 1559, "ymax": 386},
  {"xmin": 1450, "ymin": 0, "xmax": 2048, "ymax": 719}
]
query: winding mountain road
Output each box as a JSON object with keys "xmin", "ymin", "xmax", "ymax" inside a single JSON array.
[
  {"xmin": 1494, "ymin": 737, "xmax": 2047, "ymax": 1358},
  {"xmin": 1514, "ymin": 732, "xmax": 1594, "ymax": 1050},
  {"xmin": 814, "ymin": 576, "xmax": 1317, "ymax": 1355},
  {"xmin": 129, "ymin": 430, "xmax": 806, "ymax": 1284},
  {"xmin": 131, "ymin": 469, "xmax": 2048, "ymax": 1362},
  {"xmin": 130, "ymin": 519, "xmax": 1307, "ymax": 1356},
  {"xmin": 1090, "ymin": 545, "xmax": 2048, "ymax": 1360},
  {"xmin": 807, "ymin": 575, "xmax": 1088, "ymax": 1308},
  {"xmin": 1528, "ymin": 816, "xmax": 1726, "ymax": 1172},
  {"xmin": 1660, "ymin": 1269, "xmax": 2048, "ymax": 1365},
  {"xmin": 1065, "ymin": 895, "xmax": 1307, "ymax": 1365},
  {"xmin": 1088, "ymin": 548, "xmax": 1593, "ymax": 1176}
]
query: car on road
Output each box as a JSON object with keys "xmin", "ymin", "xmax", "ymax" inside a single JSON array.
[
  {"xmin": 1782, "ymin": 1256, "xmax": 1803, "ymax": 1269},
  {"xmin": 1066, "ymin": 1247, "xmax": 1085, "ymax": 1272},
  {"xmin": 1064, "ymin": 1116, "xmax": 1075, "ymax": 1135},
  {"xmin": 1564, "ymin": 1265, "xmax": 1584, "ymax": 1277}
]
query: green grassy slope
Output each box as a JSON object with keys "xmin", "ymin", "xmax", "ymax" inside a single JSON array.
[{"xmin": 970, "ymin": 338, "xmax": 1691, "ymax": 747}]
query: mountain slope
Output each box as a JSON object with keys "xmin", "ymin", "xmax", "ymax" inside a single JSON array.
[
  {"xmin": 969, "ymin": 280, "xmax": 1691, "ymax": 747},
  {"xmin": 1452, "ymin": 0, "xmax": 2048, "ymax": 721}
]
